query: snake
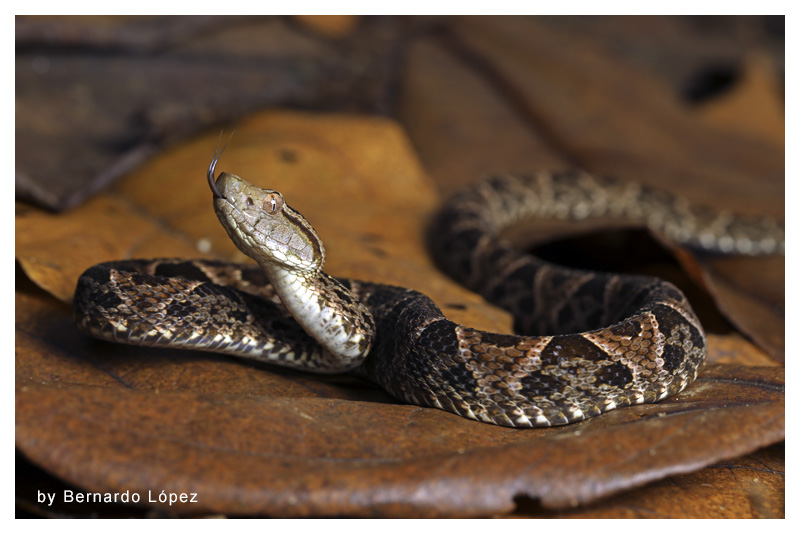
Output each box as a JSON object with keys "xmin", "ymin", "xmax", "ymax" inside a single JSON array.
[{"xmin": 73, "ymin": 136, "xmax": 784, "ymax": 428}]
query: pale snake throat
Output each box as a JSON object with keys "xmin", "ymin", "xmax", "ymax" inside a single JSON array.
[{"xmin": 73, "ymin": 139, "xmax": 784, "ymax": 428}]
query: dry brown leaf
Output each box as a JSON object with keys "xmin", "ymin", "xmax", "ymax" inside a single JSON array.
[
  {"xmin": 686, "ymin": 254, "xmax": 784, "ymax": 361},
  {"xmin": 16, "ymin": 196, "xmax": 205, "ymax": 304},
  {"xmin": 398, "ymin": 36, "xmax": 567, "ymax": 196},
  {"xmin": 398, "ymin": 17, "xmax": 783, "ymax": 363},
  {"xmin": 706, "ymin": 333, "xmax": 779, "ymax": 367},
  {"xmin": 15, "ymin": 112, "xmax": 783, "ymax": 517},
  {"xmin": 516, "ymin": 442, "xmax": 784, "ymax": 518},
  {"xmin": 698, "ymin": 54, "xmax": 785, "ymax": 147},
  {"xmin": 15, "ymin": 16, "xmax": 407, "ymax": 211},
  {"xmin": 443, "ymin": 17, "xmax": 783, "ymax": 218},
  {"xmin": 15, "ymin": 361, "xmax": 784, "ymax": 517}
]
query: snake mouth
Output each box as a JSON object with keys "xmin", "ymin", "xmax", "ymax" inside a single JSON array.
[{"xmin": 207, "ymin": 131, "xmax": 234, "ymax": 199}]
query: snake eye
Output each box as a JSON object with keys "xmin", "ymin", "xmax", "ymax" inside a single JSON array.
[{"xmin": 263, "ymin": 192, "xmax": 284, "ymax": 215}]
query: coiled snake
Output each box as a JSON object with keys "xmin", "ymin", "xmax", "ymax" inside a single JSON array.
[{"xmin": 73, "ymin": 138, "xmax": 784, "ymax": 427}]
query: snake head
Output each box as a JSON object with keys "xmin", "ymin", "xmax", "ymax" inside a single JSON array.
[{"xmin": 211, "ymin": 172, "xmax": 325, "ymax": 275}]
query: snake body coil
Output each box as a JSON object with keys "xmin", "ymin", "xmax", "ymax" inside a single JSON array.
[{"xmin": 73, "ymin": 142, "xmax": 784, "ymax": 427}]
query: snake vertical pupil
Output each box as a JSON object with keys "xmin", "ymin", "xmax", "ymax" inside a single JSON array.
[{"xmin": 264, "ymin": 193, "xmax": 283, "ymax": 214}]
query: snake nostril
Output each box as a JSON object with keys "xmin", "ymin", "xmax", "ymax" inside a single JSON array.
[{"xmin": 246, "ymin": 197, "xmax": 254, "ymax": 207}]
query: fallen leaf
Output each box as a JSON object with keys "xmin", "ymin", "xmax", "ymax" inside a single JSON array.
[
  {"xmin": 399, "ymin": 17, "xmax": 783, "ymax": 361},
  {"xmin": 698, "ymin": 54, "xmax": 784, "ymax": 147},
  {"xmin": 516, "ymin": 442, "xmax": 784, "ymax": 518},
  {"xmin": 441, "ymin": 17, "xmax": 783, "ymax": 219},
  {"xmin": 687, "ymin": 254, "xmax": 784, "ymax": 361},
  {"xmin": 15, "ymin": 112, "xmax": 783, "ymax": 517},
  {"xmin": 14, "ymin": 15, "xmax": 409, "ymax": 211}
]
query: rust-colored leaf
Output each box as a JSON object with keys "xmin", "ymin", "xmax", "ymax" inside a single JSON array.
[
  {"xmin": 16, "ymin": 112, "xmax": 783, "ymax": 517},
  {"xmin": 16, "ymin": 196, "xmax": 204, "ymax": 304},
  {"xmin": 690, "ymin": 255, "xmax": 784, "ymax": 361},
  {"xmin": 698, "ymin": 54, "xmax": 785, "ymax": 147},
  {"xmin": 398, "ymin": 35, "xmax": 568, "ymax": 195},
  {"xmin": 516, "ymin": 443, "xmax": 784, "ymax": 518},
  {"xmin": 446, "ymin": 17, "xmax": 783, "ymax": 217}
]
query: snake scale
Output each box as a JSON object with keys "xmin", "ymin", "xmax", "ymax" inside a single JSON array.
[{"xmin": 73, "ymin": 138, "xmax": 784, "ymax": 427}]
